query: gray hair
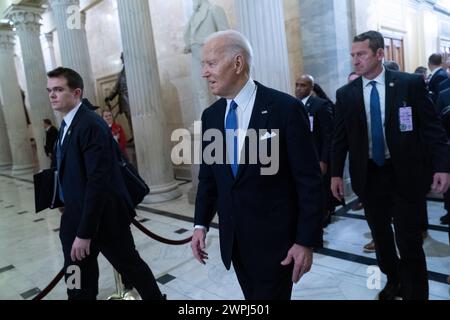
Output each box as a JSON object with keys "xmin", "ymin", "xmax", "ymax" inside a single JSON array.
[{"xmin": 205, "ymin": 30, "xmax": 254, "ymax": 71}]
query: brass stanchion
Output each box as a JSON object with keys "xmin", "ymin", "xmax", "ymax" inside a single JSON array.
[{"xmin": 107, "ymin": 269, "xmax": 139, "ymax": 300}]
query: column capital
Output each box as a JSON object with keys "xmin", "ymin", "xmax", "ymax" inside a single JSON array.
[
  {"xmin": 48, "ymin": 0, "xmax": 80, "ymax": 8},
  {"xmin": 0, "ymin": 24, "xmax": 15, "ymax": 53},
  {"xmin": 5, "ymin": 4, "xmax": 45, "ymax": 34}
]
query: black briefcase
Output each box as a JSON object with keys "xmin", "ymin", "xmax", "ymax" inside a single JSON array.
[
  {"xmin": 113, "ymin": 139, "xmax": 150, "ymax": 207},
  {"xmin": 33, "ymin": 169, "xmax": 64, "ymax": 213},
  {"xmin": 119, "ymin": 158, "xmax": 150, "ymax": 207}
]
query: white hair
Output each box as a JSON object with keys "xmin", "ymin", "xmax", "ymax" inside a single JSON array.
[{"xmin": 205, "ymin": 30, "xmax": 254, "ymax": 70}]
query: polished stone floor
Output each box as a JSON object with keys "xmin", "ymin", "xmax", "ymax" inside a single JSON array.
[{"xmin": 0, "ymin": 169, "xmax": 448, "ymax": 300}]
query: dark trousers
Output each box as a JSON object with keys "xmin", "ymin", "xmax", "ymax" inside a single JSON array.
[
  {"xmin": 231, "ymin": 240, "xmax": 293, "ymax": 300},
  {"xmin": 61, "ymin": 225, "xmax": 161, "ymax": 300},
  {"xmin": 360, "ymin": 160, "xmax": 428, "ymax": 300}
]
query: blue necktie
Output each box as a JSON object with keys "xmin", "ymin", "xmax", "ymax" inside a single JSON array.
[
  {"xmin": 56, "ymin": 120, "xmax": 66, "ymax": 202},
  {"xmin": 369, "ymin": 81, "xmax": 385, "ymax": 166},
  {"xmin": 226, "ymin": 101, "xmax": 239, "ymax": 177}
]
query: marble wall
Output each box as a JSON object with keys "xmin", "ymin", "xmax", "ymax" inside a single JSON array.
[
  {"xmin": 351, "ymin": 0, "xmax": 448, "ymax": 73},
  {"xmin": 298, "ymin": 0, "xmax": 353, "ymax": 100}
]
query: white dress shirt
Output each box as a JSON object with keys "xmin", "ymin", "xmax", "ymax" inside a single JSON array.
[
  {"xmin": 224, "ymin": 78, "xmax": 258, "ymax": 163},
  {"xmin": 301, "ymin": 94, "xmax": 312, "ymax": 107},
  {"xmin": 362, "ymin": 67, "xmax": 391, "ymax": 159},
  {"xmin": 61, "ymin": 102, "xmax": 82, "ymax": 144}
]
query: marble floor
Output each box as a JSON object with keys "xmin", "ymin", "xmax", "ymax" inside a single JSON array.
[{"xmin": 0, "ymin": 169, "xmax": 449, "ymax": 300}]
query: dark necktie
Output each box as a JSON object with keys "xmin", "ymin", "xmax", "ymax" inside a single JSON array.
[
  {"xmin": 226, "ymin": 101, "xmax": 239, "ymax": 177},
  {"xmin": 56, "ymin": 120, "xmax": 66, "ymax": 202},
  {"xmin": 369, "ymin": 81, "xmax": 385, "ymax": 166}
]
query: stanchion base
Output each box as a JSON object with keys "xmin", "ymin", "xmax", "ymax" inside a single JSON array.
[{"xmin": 106, "ymin": 290, "xmax": 140, "ymax": 300}]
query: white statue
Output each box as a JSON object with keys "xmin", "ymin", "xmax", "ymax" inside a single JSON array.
[{"xmin": 184, "ymin": 0, "xmax": 229, "ymax": 118}]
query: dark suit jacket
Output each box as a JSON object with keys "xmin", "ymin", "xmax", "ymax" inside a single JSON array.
[
  {"xmin": 302, "ymin": 96, "xmax": 334, "ymax": 164},
  {"xmin": 439, "ymin": 78, "xmax": 450, "ymax": 93},
  {"xmin": 54, "ymin": 104, "xmax": 135, "ymax": 245},
  {"xmin": 429, "ymin": 68, "xmax": 448, "ymax": 101},
  {"xmin": 331, "ymin": 70, "xmax": 449, "ymax": 200},
  {"xmin": 45, "ymin": 126, "xmax": 58, "ymax": 156},
  {"xmin": 195, "ymin": 82, "xmax": 323, "ymax": 273},
  {"xmin": 437, "ymin": 88, "xmax": 450, "ymax": 136},
  {"xmin": 437, "ymin": 88, "xmax": 450, "ymax": 113}
]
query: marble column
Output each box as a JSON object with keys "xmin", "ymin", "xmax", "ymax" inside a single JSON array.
[
  {"xmin": 235, "ymin": 0, "xmax": 291, "ymax": 94},
  {"xmin": 42, "ymin": 32, "xmax": 57, "ymax": 72},
  {"xmin": 48, "ymin": 0, "xmax": 96, "ymax": 103},
  {"xmin": 298, "ymin": 0, "xmax": 353, "ymax": 101},
  {"xmin": 299, "ymin": 0, "xmax": 354, "ymax": 196},
  {"xmin": 116, "ymin": 0, "xmax": 181, "ymax": 203},
  {"xmin": 0, "ymin": 24, "xmax": 34, "ymax": 175},
  {"xmin": 0, "ymin": 99, "xmax": 12, "ymax": 169},
  {"xmin": 6, "ymin": 4, "xmax": 56, "ymax": 170}
]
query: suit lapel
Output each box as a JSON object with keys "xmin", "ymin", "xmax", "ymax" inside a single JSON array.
[
  {"xmin": 59, "ymin": 105, "xmax": 87, "ymax": 173},
  {"xmin": 385, "ymin": 69, "xmax": 397, "ymax": 126},
  {"xmin": 352, "ymin": 77, "xmax": 367, "ymax": 127}
]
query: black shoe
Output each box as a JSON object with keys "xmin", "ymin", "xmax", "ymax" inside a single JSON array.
[
  {"xmin": 440, "ymin": 213, "xmax": 449, "ymax": 225},
  {"xmin": 378, "ymin": 282, "xmax": 400, "ymax": 300}
]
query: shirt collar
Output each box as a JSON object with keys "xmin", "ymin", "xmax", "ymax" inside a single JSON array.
[
  {"xmin": 301, "ymin": 94, "xmax": 312, "ymax": 106},
  {"xmin": 362, "ymin": 66, "xmax": 386, "ymax": 88},
  {"xmin": 431, "ymin": 66, "xmax": 443, "ymax": 77},
  {"xmin": 63, "ymin": 102, "xmax": 82, "ymax": 128},
  {"xmin": 227, "ymin": 78, "xmax": 256, "ymax": 111}
]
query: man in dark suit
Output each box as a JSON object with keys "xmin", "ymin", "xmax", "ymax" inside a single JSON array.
[
  {"xmin": 46, "ymin": 67, "xmax": 163, "ymax": 300},
  {"xmin": 331, "ymin": 31, "xmax": 450, "ymax": 300},
  {"xmin": 428, "ymin": 53, "xmax": 448, "ymax": 102},
  {"xmin": 295, "ymin": 74, "xmax": 334, "ymax": 226},
  {"xmin": 43, "ymin": 118, "xmax": 58, "ymax": 158},
  {"xmin": 191, "ymin": 30, "xmax": 323, "ymax": 300}
]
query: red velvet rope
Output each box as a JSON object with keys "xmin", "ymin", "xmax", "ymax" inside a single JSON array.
[{"xmin": 33, "ymin": 219, "xmax": 192, "ymax": 300}]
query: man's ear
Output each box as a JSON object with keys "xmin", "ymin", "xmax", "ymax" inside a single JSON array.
[
  {"xmin": 74, "ymin": 88, "xmax": 83, "ymax": 98},
  {"xmin": 376, "ymin": 48, "xmax": 385, "ymax": 61},
  {"xmin": 235, "ymin": 54, "xmax": 245, "ymax": 74}
]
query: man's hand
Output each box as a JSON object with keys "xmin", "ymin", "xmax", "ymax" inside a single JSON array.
[
  {"xmin": 319, "ymin": 162, "xmax": 328, "ymax": 175},
  {"xmin": 281, "ymin": 244, "xmax": 313, "ymax": 283},
  {"xmin": 331, "ymin": 177, "xmax": 345, "ymax": 201},
  {"xmin": 431, "ymin": 173, "xmax": 450, "ymax": 194},
  {"xmin": 71, "ymin": 237, "xmax": 91, "ymax": 262},
  {"xmin": 191, "ymin": 228, "xmax": 208, "ymax": 265}
]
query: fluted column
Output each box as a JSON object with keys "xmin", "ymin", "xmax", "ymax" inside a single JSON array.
[
  {"xmin": 235, "ymin": 0, "xmax": 291, "ymax": 93},
  {"xmin": 0, "ymin": 24, "xmax": 34, "ymax": 175},
  {"xmin": 6, "ymin": 4, "xmax": 56, "ymax": 170},
  {"xmin": 42, "ymin": 32, "xmax": 57, "ymax": 71},
  {"xmin": 0, "ymin": 99, "xmax": 12, "ymax": 169},
  {"xmin": 48, "ymin": 0, "xmax": 96, "ymax": 103},
  {"xmin": 116, "ymin": 0, "xmax": 181, "ymax": 203}
]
